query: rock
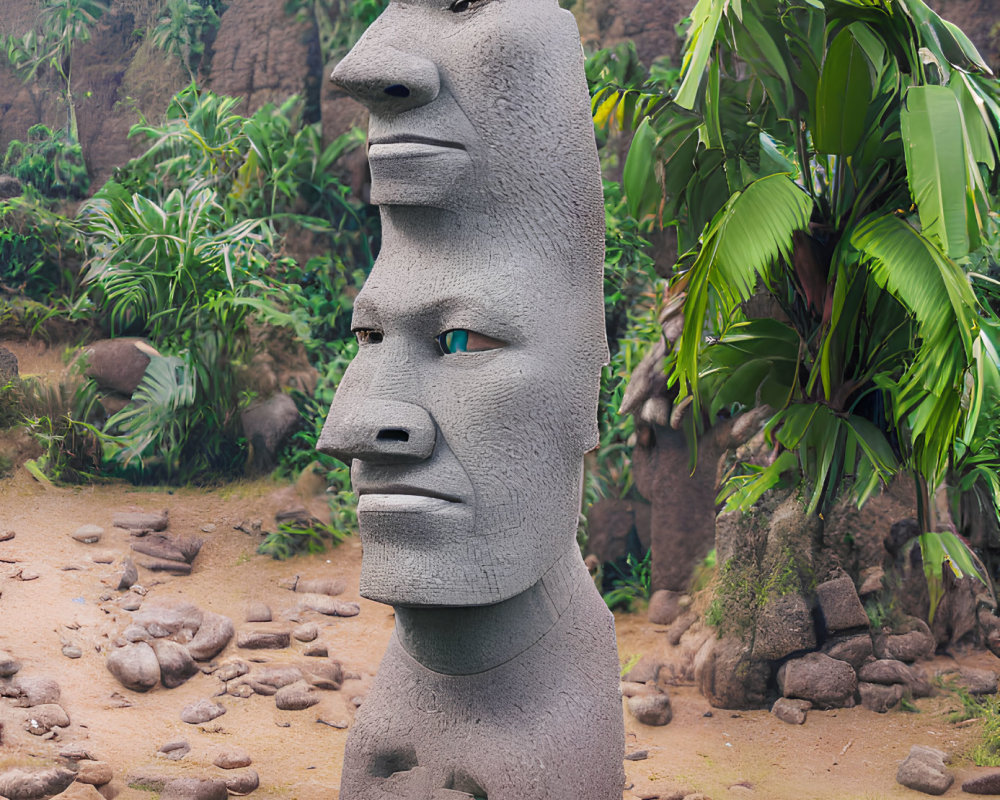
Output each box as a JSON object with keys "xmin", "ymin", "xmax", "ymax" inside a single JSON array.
[
  {"xmin": 81, "ymin": 338, "xmax": 156, "ymax": 395},
  {"xmin": 693, "ymin": 636, "xmax": 769, "ymax": 710},
  {"xmin": 75, "ymin": 761, "xmax": 113, "ymax": 787},
  {"xmin": 228, "ymin": 681, "xmax": 255, "ymax": 698},
  {"xmin": 61, "ymin": 645, "xmax": 82, "ymax": 659},
  {"xmin": 106, "ymin": 642, "xmax": 160, "ymax": 692},
  {"xmin": 0, "ymin": 651, "xmax": 20, "ymax": 677},
  {"xmin": 237, "ymin": 630, "xmax": 290, "ymax": 650},
  {"xmin": 0, "ymin": 529, "xmax": 14, "ymax": 542},
  {"xmin": 152, "ymin": 639, "xmax": 198, "ymax": 689},
  {"xmin": 222, "ymin": 769, "xmax": 259, "ymax": 795},
  {"xmin": 214, "ymin": 660, "xmax": 250, "ymax": 682},
  {"xmin": 157, "ymin": 739, "xmax": 191, "ymax": 760},
  {"xmin": 137, "ymin": 558, "xmax": 192, "ymax": 575},
  {"xmin": 119, "ymin": 593, "xmax": 143, "ymax": 611},
  {"xmin": 896, "ymin": 745, "xmax": 953, "ymax": 795},
  {"xmin": 907, "ymin": 664, "xmax": 934, "ymax": 698},
  {"xmin": 874, "ymin": 618, "xmax": 935, "ymax": 663},
  {"xmin": 8, "ymin": 676, "xmax": 60, "ymax": 707},
  {"xmin": 777, "ymin": 652, "xmax": 857, "ymax": 708},
  {"xmin": 858, "ymin": 659, "xmax": 912, "ymax": 686},
  {"xmin": 859, "ymin": 681, "xmax": 904, "ymax": 713},
  {"xmin": 858, "ymin": 566, "xmax": 884, "ymax": 596},
  {"xmin": 180, "ymin": 698, "xmax": 227, "ymax": 724},
  {"xmin": 187, "ymin": 612, "xmax": 235, "ymax": 661},
  {"xmin": 824, "ymin": 633, "xmax": 874, "ymax": 669},
  {"xmin": 751, "ymin": 592, "xmax": 816, "ymax": 661},
  {"xmin": 131, "ymin": 536, "xmax": 186, "ymax": 563},
  {"xmin": 245, "ymin": 602, "xmax": 272, "ymax": 622},
  {"xmin": 960, "ymin": 667, "xmax": 998, "ymax": 695},
  {"xmin": 213, "ymin": 747, "xmax": 252, "ymax": 769},
  {"xmin": 626, "ymin": 692, "xmax": 673, "ymax": 726},
  {"xmin": 771, "ymin": 697, "xmax": 811, "ymax": 725},
  {"xmin": 0, "ymin": 766, "xmax": 77, "ymax": 800},
  {"xmin": 296, "ymin": 594, "xmax": 360, "ymax": 617},
  {"xmin": 303, "ymin": 643, "xmax": 328, "ymax": 657},
  {"xmin": 159, "ymin": 777, "xmax": 228, "ymax": 800},
  {"xmin": 241, "ymin": 393, "xmax": 300, "ymax": 473},
  {"xmin": 292, "ymin": 623, "xmax": 318, "ymax": 642},
  {"xmin": 59, "ymin": 744, "xmax": 97, "ymax": 761},
  {"xmin": 253, "ymin": 666, "xmax": 303, "ymax": 689},
  {"xmin": 815, "ymin": 573, "xmax": 868, "ymax": 633},
  {"xmin": 963, "ymin": 771, "xmax": 1000, "ymax": 794},
  {"xmin": 623, "ymin": 750, "xmax": 649, "ymax": 761},
  {"xmin": 619, "ymin": 681, "xmax": 658, "ymax": 698},
  {"xmin": 23, "ymin": 703, "xmax": 70, "ymax": 734},
  {"xmin": 49, "ymin": 784, "xmax": 103, "ymax": 799},
  {"xmin": 71, "ymin": 525, "xmax": 103, "ymax": 544},
  {"xmin": 647, "ymin": 589, "xmax": 685, "ymax": 626},
  {"xmin": 291, "ymin": 576, "xmax": 345, "ymax": 596},
  {"xmin": 274, "ymin": 680, "xmax": 320, "ymax": 710},
  {"xmin": 113, "ymin": 556, "xmax": 138, "ymax": 590},
  {"xmin": 134, "ymin": 601, "xmax": 203, "ymax": 640},
  {"xmin": 112, "ymin": 509, "xmax": 168, "ymax": 532},
  {"xmin": 123, "ymin": 624, "xmax": 149, "ymax": 643},
  {"xmin": 303, "ymin": 660, "xmax": 344, "ymax": 690}
]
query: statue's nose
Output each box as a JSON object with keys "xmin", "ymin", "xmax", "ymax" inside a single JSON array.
[
  {"xmin": 317, "ymin": 397, "xmax": 437, "ymax": 465},
  {"xmin": 330, "ymin": 42, "xmax": 440, "ymax": 116}
]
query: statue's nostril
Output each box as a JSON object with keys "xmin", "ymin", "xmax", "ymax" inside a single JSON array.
[
  {"xmin": 384, "ymin": 84, "xmax": 411, "ymax": 98},
  {"xmin": 376, "ymin": 428, "xmax": 410, "ymax": 442}
]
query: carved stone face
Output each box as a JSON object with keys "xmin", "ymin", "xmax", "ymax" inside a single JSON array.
[
  {"xmin": 318, "ymin": 231, "xmax": 603, "ymax": 606},
  {"xmin": 330, "ymin": 0, "xmax": 597, "ymax": 216}
]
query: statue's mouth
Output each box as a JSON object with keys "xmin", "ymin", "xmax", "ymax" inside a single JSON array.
[{"xmin": 368, "ymin": 134, "xmax": 466, "ymax": 151}]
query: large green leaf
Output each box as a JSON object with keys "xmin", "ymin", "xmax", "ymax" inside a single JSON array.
[
  {"xmin": 900, "ymin": 84, "xmax": 973, "ymax": 258},
  {"xmin": 918, "ymin": 530, "xmax": 989, "ymax": 623},
  {"xmin": 814, "ymin": 28, "xmax": 874, "ymax": 154},
  {"xmin": 623, "ymin": 118, "xmax": 662, "ymax": 221},
  {"xmin": 675, "ymin": 0, "xmax": 724, "ymax": 110}
]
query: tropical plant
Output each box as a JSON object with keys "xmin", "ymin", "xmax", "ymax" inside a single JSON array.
[
  {"xmin": 592, "ymin": 0, "xmax": 1000, "ymax": 622},
  {"xmin": 4, "ymin": 0, "xmax": 107, "ymax": 141},
  {"xmin": 149, "ymin": 0, "xmax": 223, "ymax": 82},
  {"xmin": 603, "ymin": 549, "xmax": 653, "ymax": 611},
  {"xmin": 3, "ymin": 124, "xmax": 90, "ymax": 198}
]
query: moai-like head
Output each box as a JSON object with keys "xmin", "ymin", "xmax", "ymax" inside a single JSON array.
[{"xmin": 319, "ymin": 0, "xmax": 608, "ymax": 608}]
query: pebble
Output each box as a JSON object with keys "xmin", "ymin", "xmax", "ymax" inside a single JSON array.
[
  {"xmin": 0, "ymin": 530, "xmax": 13, "ymax": 541},
  {"xmin": 62, "ymin": 645, "xmax": 82, "ymax": 659},
  {"xmin": 771, "ymin": 697, "xmax": 811, "ymax": 725},
  {"xmin": 123, "ymin": 624, "xmax": 150, "ymax": 642},
  {"xmin": 60, "ymin": 743, "xmax": 98, "ymax": 760},
  {"xmin": 180, "ymin": 698, "xmax": 227, "ymax": 724},
  {"xmin": 119, "ymin": 593, "xmax": 143, "ymax": 611},
  {"xmin": 223, "ymin": 769, "xmax": 259, "ymax": 795},
  {"xmin": 275, "ymin": 680, "xmax": 320, "ymax": 710},
  {"xmin": 137, "ymin": 557, "xmax": 192, "ymax": 574},
  {"xmin": 113, "ymin": 509, "xmax": 168, "ymax": 531},
  {"xmin": 254, "ymin": 666, "xmax": 303, "ymax": 689},
  {"xmin": 897, "ymin": 745, "xmax": 953, "ymax": 795},
  {"xmin": 187, "ymin": 611, "xmax": 235, "ymax": 661},
  {"xmin": 297, "ymin": 594, "xmax": 360, "ymax": 617},
  {"xmin": 157, "ymin": 739, "xmax": 191, "ymax": 760},
  {"xmin": 90, "ymin": 551, "xmax": 116, "ymax": 564},
  {"xmin": 245, "ymin": 602, "xmax": 272, "ymax": 622},
  {"xmin": 215, "ymin": 660, "xmax": 250, "ymax": 682},
  {"xmin": 213, "ymin": 746, "xmax": 252, "ymax": 769},
  {"xmin": 23, "ymin": 703, "xmax": 70, "ymax": 734},
  {"xmin": 293, "ymin": 623, "xmax": 319, "ymax": 642},
  {"xmin": 304, "ymin": 660, "xmax": 344, "ymax": 690},
  {"xmin": 960, "ymin": 667, "xmax": 999, "ymax": 695},
  {"xmin": 201, "ymin": 524, "xmax": 216, "ymax": 533},
  {"xmin": 71, "ymin": 524, "xmax": 103, "ymax": 544},
  {"xmin": 624, "ymin": 750, "xmax": 649, "ymax": 761},
  {"xmin": 237, "ymin": 630, "xmax": 290, "ymax": 650},
  {"xmin": 0, "ymin": 650, "xmax": 21, "ymax": 677},
  {"xmin": 303, "ymin": 643, "xmax": 328, "ymax": 658},
  {"xmin": 114, "ymin": 556, "xmax": 138, "ymax": 590}
]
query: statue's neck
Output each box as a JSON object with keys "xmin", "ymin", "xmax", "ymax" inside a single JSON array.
[{"xmin": 393, "ymin": 545, "xmax": 587, "ymax": 675}]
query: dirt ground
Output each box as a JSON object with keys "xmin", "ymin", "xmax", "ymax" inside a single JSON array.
[{"xmin": 1, "ymin": 341, "xmax": 999, "ymax": 800}]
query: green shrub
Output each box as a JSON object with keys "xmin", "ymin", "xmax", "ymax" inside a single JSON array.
[{"xmin": 3, "ymin": 124, "xmax": 89, "ymax": 198}]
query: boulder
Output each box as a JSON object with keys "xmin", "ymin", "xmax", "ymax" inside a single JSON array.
[
  {"xmin": 180, "ymin": 699, "xmax": 227, "ymax": 724},
  {"xmin": 963, "ymin": 771, "xmax": 1000, "ymax": 794},
  {"xmin": 159, "ymin": 777, "xmax": 228, "ymax": 800},
  {"xmin": 237, "ymin": 630, "xmax": 290, "ymax": 650},
  {"xmin": 857, "ymin": 659, "xmax": 912, "ymax": 686},
  {"xmin": 8, "ymin": 676, "xmax": 60, "ymax": 707},
  {"xmin": 896, "ymin": 745, "xmax": 953, "ymax": 795},
  {"xmin": 960, "ymin": 667, "xmax": 998, "ymax": 695},
  {"xmin": 245, "ymin": 602, "xmax": 272, "ymax": 622},
  {"xmin": 771, "ymin": 697, "xmax": 811, "ymax": 725},
  {"xmin": 858, "ymin": 681, "xmax": 904, "ymax": 713},
  {"xmin": 241, "ymin": 393, "xmax": 301, "ymax": 473},
  {"xmin": 297, "ymin": 594, "xmax": 360, "ymax": 617},
  {"xmin": 287, "ymin": 576, "xmax": 345, "ymax": 596},
  {"xmin": 0, "ymin": 651, "xmax": 20, "ymax": 677},
  {"xmin": 222, "ymin": 769, "xmax": 259, "ymax": 795},
  {"xmin": 693, "ymin": 636, "xmax": 769, "ymax": 710},
  {"xmin": 81, "ymin": 338, "xmax": 157, "ymax": 395},
  {"xmin": 133, "ymin": 601, "xmax": 203, "ymax": 640},
  {"xmin": 23, "ymin": 703, "xmax": 70, "ymax": 734},
  {"xmin": 751, "ymin": 592, "xmax": 816, "ymax": 661},
  {"xmin": 777, "ymin": 652, "xmax": 857, "ymax": 708},
  {"xmin": 113, "ymin": 509, "xmax": 168, "ymax": 531},
  {"xmin": 187, "ymin": 612, "xmax": 234, "ymax": 661},
  {"xmin": 213, "ymin": 747, "xmax": 252, "ymax": 769},
  {"xmin": 824, "ymin": 633, "xmax": 874, "ymax": 669},
  {"xmin": 75, "ymin": 760, "xmax": 113, "ymax": 787},
  {"xmin": 874, "ymin": 618, "xmax": 935, "ymax": 663},
  {"xmin": 152, "ymin": 639, "xmax": 198, "ymax": 689},
  {"xmin": 626, "ymin": 692, "xmax": 673, "ymax": 726},
  {"xmin": 815, "ymin": 574, "xmax": 868, "ymax": 634},
  {"xmin": 274, "ymin": 681, "xmax": 320, "ymax": 710},
  {"xmin": 0, "ymin": 176, "xmax": 21, "ymax": 200},
  {"xmin": 71, "ymin": 525, "xmax": 103, "ymax": 544},
  {"xmin": 292, "ymin": 623, "xmax": 319, "ymax": 642},
  {"xmin": 0, "ymin": 766, "xmax": 77, "ymax": 800},
  {"xmin": 106, "ymin": 642, "xmax": 160, "ymax": 692}
]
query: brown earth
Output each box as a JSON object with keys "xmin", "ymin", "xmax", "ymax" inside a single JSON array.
[{"xmin": 2, "ymin": 344, "xmax": 1000, "ymax": 800}]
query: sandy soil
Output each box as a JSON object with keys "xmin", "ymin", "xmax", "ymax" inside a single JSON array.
[{"xmin": 1, "ymin": 340, "xmax": 998, "ymax": 800}]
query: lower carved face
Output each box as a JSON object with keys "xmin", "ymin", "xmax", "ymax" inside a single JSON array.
[{"xmin": 318, "ymin": 236, "xmax": 604, "ymax": 606}]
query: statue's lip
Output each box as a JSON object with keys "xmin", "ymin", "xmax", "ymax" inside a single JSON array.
[
  {"xmin": 355, "ymin": 485, "xmax": 463, "ymax": 503},
  {"xmin": 368, "ymin": 134, "xmax": 466, "ymax": 151}
]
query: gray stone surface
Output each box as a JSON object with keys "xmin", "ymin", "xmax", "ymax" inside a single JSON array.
[
  {"xmin": 106, "ymin": 642, "xmax": 160, "ymax": 692},
  {"xmin": 159, "ymin": 777, "xmax": 228, "ymax": 800},
  {"xmin": 627, "ymin": 693, "xmax": 673, "ymax": 726},
  {"xmin": 963, "ymin": 771, "xmax": 1000, "ymax": 794},
  {"xmin": 236, "ymin": 630, "xmax": 290, "ymax": 650},
  {"xmin": 152, "ymin": 638, "xmax": 198, "ymax": 689},
  {"xmin": 0, "ymin": 766, "xmax": 77, "ymax": 800},
  {"xmin": 71, "ymin": 524, "xmax": 103, "ymax": 543},
  {"xmin": 960, "ymin": 667, "xmax": 999, "ymax": 695},
  {"xmin": 81, "ymin": 338, "xmax": 155, "ymax": 395},
  {"xmin": 751, "ymin": 592, "xmax": 816, "ymax": 661},
  {"xmin": 8, "ymin": 676, "xmax": 60, "ymax": 707},
  {"xmin": 0, "ymin": 651, "xmax": 20, "ymax": 678},
  {"xmin": 320, "ymin": 0, "xmax": 625, "ymax": 796},
  {"xmin": 213, "ymin": 747, "xmax": 252, "ymax": 769},
  {"xmin": 22, "ymin": 703, "xmax": 70, "ymax": 734},
  {"xmin": 180, "ymin": 698, "xmax": 226, "ymax": 724},
  {"xmin": 186, "ymin": 611, "xmax": 234, "ymax": 661},
  {"xmin": 241, "ymin": 393, "xmax": 301, "ymax": 473},
  {"xmin": 896, "ymin": 745, "xmax": 953, "ymax": 795},
  {"xmin": 858, "ymin": 681, "xmax": 904, "ymax": 713},
  {"xmin": 857, "ymin": 659, "xmax": 913, "ymax": 685},
  {"xmin": 222, "ymin": 769, "xmax": 259, "ymax": 795},
  {"xmin": 777, "ymin": 652, "xmax": 858, "ymax": 708},
  {"xmin": 113, "ymin": 509, "xmax": 168, "ymax": 531},
  {"xmin": 771, "ymin": 697, "xmax": 811, "ymax": 725},
  {"xmin": 274, "ymin": 680, "xmax": 319, "ymax": 710},
  {"xmin": 824, "ymin": 633, "xmax": 875, "ymax": 669},
  {"xmin": 815, "ymin": 574, "xmax": 869, "ymax": 633}
]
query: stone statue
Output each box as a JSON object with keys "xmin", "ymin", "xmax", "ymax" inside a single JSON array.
[{"xmin": 319, "ymin": 0, "xmax": 625, "ymax": 797}]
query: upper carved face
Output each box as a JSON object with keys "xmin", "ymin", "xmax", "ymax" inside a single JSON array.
[
  {"xmin": 330, "ymin": 0, "xmax": 598, "ymax": 218},
  {"xmin": 317, "ymin": 233, "xmax": 605, "ymax": 607}
]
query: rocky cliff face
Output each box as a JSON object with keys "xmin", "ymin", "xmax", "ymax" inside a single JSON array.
[{"xmin": 1, "ymin": 0, "xmax": 996, "ymax": 193}]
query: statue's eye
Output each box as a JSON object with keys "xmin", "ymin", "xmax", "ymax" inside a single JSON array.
[
  {"xmin": 437, "ymin": 329, "xmax": 504, "ymax": 354},
  {"xmin": 449, "ymin": 0, "xmax": 481, "ymax": 12},
  {"xmin": 355, "ymin": 329, "xmax": 383, "ymax": 345}
]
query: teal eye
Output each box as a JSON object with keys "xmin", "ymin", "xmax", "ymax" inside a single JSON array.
[
  {"xmin": 436, "ymin": 329, "xmax": 505, "ymax": 355},
  {"xmin": 437, "ymin": 329, "xmax": 470, "ymax": 354}
]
